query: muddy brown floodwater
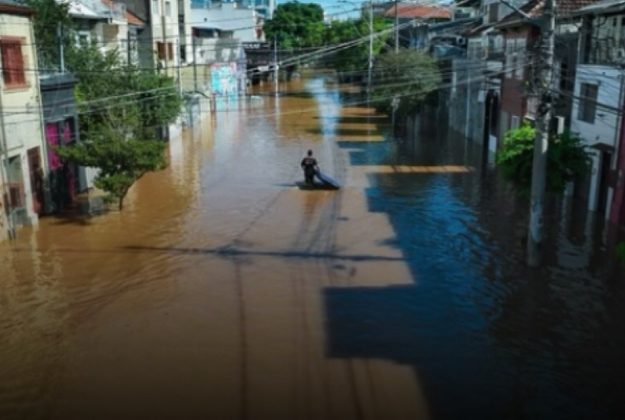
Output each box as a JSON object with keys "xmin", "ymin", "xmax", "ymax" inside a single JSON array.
[{"xmin": 1, "ymin": 76, "xmax": 625, "ymax": 420}]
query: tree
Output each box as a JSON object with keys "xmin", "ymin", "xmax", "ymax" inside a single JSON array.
[
  {"xmin": 57, "ymin": 44, "xmax": 182, "ymax": 210},
  {"xmin": 496, "ymin": 124, "xmax": 591, "ymax": 195},
  {"xmin": 264, "ymin": 2, "xmax": 325, "ymax": 49},
  {"xmin": 21, "ymin": 0, "xmax": 73, "ymax": 70},
  {"xmin": 371, "ymin": 49, "xmax": 441, "ymax": 115},
  {"xmin": 323, "ymin": 17, "xmax": 389, "ymax": 78}
]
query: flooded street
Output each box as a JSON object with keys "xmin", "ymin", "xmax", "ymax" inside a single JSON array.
[{"xmin": 1, "ymin": 76, "xmax": 625, "ymax": 419}]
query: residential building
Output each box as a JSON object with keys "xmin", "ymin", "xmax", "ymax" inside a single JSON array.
[
  {"xmin": 0, "ymin": 0, "xmax": 49, "ymax": 240},
  {"xmin": 496, "ymin": 0, "xmax": 594, "ymax": 145},
  {"xmin": 571, "ymin": 0, "xmax": 625, "ymax": 217},
  {"xmin": 187, "ymin": 2, "xmax": 256, "ymax": 93},
  {"xmin": 118, "ymin": 0, "xmax": 181, "ymax": 75},
  {"xmin": 382, "ymin": 3, "xmax": 452, "ymax": 50},
  {"xmin": 191, "ymin": 0, "xmax": 275, "ymax": 19},
  {"xmin": 39, "ymin": 73, "xmax": 81, "ymax": 212},
  {"xmin": 612, "ymin": 100, "xmax": 625, "ymax": 228},
  {"xmin": 447, "ymin": 0, "xmax": 510, "ymax": 154},
  {"xmin": 64, "ymin": 0, "xmax": 145, "ymax": 65}
]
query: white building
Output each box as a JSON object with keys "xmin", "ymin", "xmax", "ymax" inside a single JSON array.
[
  {"xmin": 1, "ymin": 0, "xmax": 49, "ymax": 240},
  {"xmin": 570, "ymin": 1, "xmax": 625, "ymax": 217},
  {"xmin": 62, "ymin": 0, "xmax": 145, "ymax": 65},
  {"xmin": 190, "ymin": 2, "xmax": 258, "ymax": 65}
]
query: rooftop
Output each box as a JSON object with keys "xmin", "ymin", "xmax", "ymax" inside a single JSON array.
[
  {"xmin": 383, "ymin": 4, "xmax": 451, "ymax": 20},
  {"xmin": 496, "ymin": 0, "xmax": 599, "ymax": 27}
]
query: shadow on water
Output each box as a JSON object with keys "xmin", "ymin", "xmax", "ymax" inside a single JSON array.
[
  {"xmin": 313, "ymin": 116, "xmax": 387, "ymax": 124},
  {"xmin": 307, "ymin": 127, "xmax": 386, "ymax": 137},
  {"xmin": 324, "ymin": 113, "xmax": 625, "ymax": 419}
]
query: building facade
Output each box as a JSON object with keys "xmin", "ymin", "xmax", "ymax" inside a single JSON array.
[
  {"xmin": 1, "ymin": 0, "xmax": 49, "ymax": 240},
  {"xmin": 571, "ymin": 1, "xmax": 625, "ymax": 217}
]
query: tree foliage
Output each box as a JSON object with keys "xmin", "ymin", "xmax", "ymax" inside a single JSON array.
[
  {"xmin": 324, "ymin": 17, "xmax": 389, "ymax": 76},
  {"xmin": 57, "ymin": 44, "xmax": 181, "ymax": 210},
  {"xmin": 264, "ymin": 2, "xmax": 325, "ymax": 49},
  {"xmin": 24, "ymin": 0, "xmax": 182, "ymax": 210},
  {"xmin": 496, "ymin": 124, "xmax": 591, "ymax": 195},
  {"xmin": 371, "ymin": 49, "xmax": 441, "ymax": 115},
  {"xmin": 21, "ymin": 0, "xmax": 73, "ymax": 69}
]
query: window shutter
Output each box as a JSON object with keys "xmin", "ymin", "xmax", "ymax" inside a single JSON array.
[
  {"xmin": 167, "ymin": 42, "xmax": 173, "ymax": 60},
  {"xmin": 1, "ymin": 40, "xmax": 26, "ymax": 86},
  {"xmin": 157, "ymin": 42, "xmax": 165, "ymax": 59}
]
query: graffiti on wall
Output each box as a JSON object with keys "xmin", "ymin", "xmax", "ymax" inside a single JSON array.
[{"xmin": 211, "ymin": 63, "xmax": 238, "ymax": 96}]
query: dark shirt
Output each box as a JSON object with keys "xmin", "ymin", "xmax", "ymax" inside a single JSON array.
[{"xmin": 301, "ymin": 157, "xmax": 318, "ymax": 173}]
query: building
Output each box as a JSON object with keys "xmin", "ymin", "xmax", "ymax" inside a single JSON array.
[
  {"xmin": 117, "ymin": 0, "xmax": 181, "ymax": 75},
  {"xmin": 0, "ymin": 0, "xmax": 49, "ymax": 240},
  {"xmin": 64, "ymin": 0, "xmax": 145, "ymax": 65},
  {"xmin": 447, "ymin": 0, "xmax": 509, "ymax": 154},
  {"xmin": 570, "ymin": 0, "xmax": 625, "ymax": 217},
  {"xmin": 187, "ymin": 2, "xmax": 256, "ymax": 93},
  {"xmin": 382, "ymin": 3, "xmax": 452, "ymax": 49},
  {"xmin": 39, "ymin": 73, "xmax": 81, "ymax": 212},
  {"xmin": 496, "ymin": 0, "xmax": 594, "ymax": 144}
]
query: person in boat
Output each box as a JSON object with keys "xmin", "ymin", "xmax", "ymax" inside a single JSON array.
[{"xmin": 301, "ymin": 150, "xmax": 319, "ymax": 185}]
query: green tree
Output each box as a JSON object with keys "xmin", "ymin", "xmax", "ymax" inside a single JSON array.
[
  {"xmin": 496, "ymin": 124, "xmax": 591, "ymax": 195},
  {"xmin": 323, "ymin": 17, "xmax": 389, "ymax": 77},
  {"xmin": 264, "ymin": 2, "xmax": 325, "ymax": 49},
  {"xmin": 371, "ymin": 49, "xmax": 441, "ymax": 115},
  {"xmin": 21, "ymin": 0, "xmax": 73, "ymax": 70},
  {"xmin": 58, "ymin": 44, "xmax": 181, "ymax": 210}
]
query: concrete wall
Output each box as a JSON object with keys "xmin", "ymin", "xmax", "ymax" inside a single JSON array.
[{"xmin": 0, "ymin": 11, "xmax": 48, "ymax": 228}]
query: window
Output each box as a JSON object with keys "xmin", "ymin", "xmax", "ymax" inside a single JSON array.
[
  {"xmin": 156, "ymin": 42, "xmax": 174, "ymax": 60},
  {"xmin": 578, "ymin": 83, "xmax": 598, "ymax": 123},
  {"xmin": 488, "ymin": 4, "xmax": 499, "ymax": 23},
  {"xmin": 157, "ymin": 42, "xmax": 166, "ymax": 59},
  {"xmin": 165, "ymin": 0, "xmax": 171, "ymax": 16},
  {"xmin": 1, "ymin": 38, "xmax": 26, "ymax": 88},
  {"xmin": 152, "ymin": 0, "xmax": 159, "ymax": 15}
]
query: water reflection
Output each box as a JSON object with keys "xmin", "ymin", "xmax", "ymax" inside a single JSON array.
[{"xmin": 326, "ymin": 114, "xmax": 625, "ymax": 419}]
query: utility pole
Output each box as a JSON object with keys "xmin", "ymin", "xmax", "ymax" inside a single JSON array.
[
  {"xmin": 274, "ymin": 36, "xmax": 279, "ymax": 97},
  {"xmin": 527, "ymin": 0, "xmax": 556, "ymax": 267},
  {"xmin": 192, "ymin": 36, "xmax": 198, "ymax": 92},
  {"xmin": 160, "ymin": 0, "xmax": 168, "ymax": 76},
  {"xmin": 57, "ymin": 23, "xmax": 64, "ymax": 73},
  {"xmin": 394, "ymin": 0, "xmax": 399, "ymax": 53},
  {"xmin": 176, "ymin": 38, "xmax": 182, "ymax": 96},
  {"xmin": 367, "ymin": 0, "xmax": 373, "ymax": 95},
  {"xmin": 127, "ymin": 36, "xmax": 131, "ymax": 66}
]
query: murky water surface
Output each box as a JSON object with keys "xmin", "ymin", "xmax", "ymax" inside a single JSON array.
[{"xmin": 1, "ymin": 76, "xmax": 624, "ymax": 419}]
